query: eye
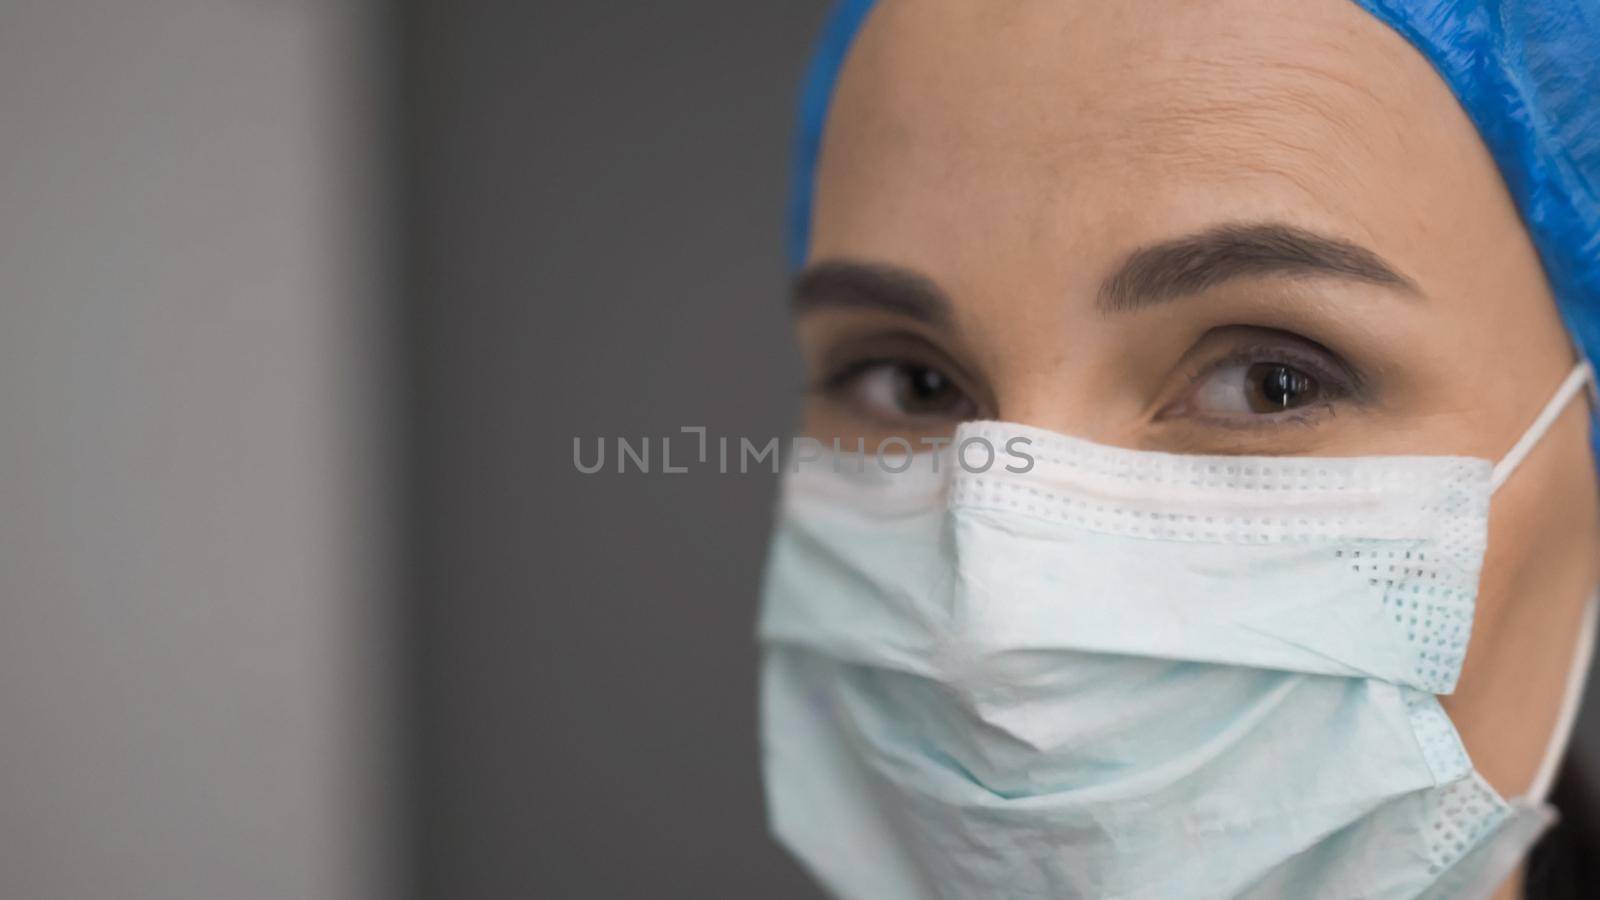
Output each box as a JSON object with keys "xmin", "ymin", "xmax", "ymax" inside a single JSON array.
[
  {"xmin": 1155, "ymin": 328, "xmax": 1365, "ymax": 434},
  {"xmin": 1192, "ymin": 360, "xmax": 1323, "ymax": 414},
  {"xmin": 822, "ymin": 359, "xmax": 978, "ymax": 423}
]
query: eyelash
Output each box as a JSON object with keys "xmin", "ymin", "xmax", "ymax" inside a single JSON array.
[
  {"xmin": 814, "ymin": 357, "xmax": 893, "ymax": 395},
  {"xmin": 809, "ymin": 347, "xmax": 985, "ymax": 429},
  {"xmin": 810, "ymin": 331, "xmax": 1366, "ymax": 430},
  {"xmin": 1164, "ymin": 338, "xmax": 1363, "ymax": 429}
]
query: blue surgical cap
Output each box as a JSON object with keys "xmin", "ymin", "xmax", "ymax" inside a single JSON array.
[{"xmin": 787, "ymin": 1, "xmax": 1600, "ymax": 445}]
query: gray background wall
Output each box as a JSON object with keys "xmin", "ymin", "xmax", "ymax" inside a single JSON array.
[
  {"xmin": 0, "ymin": 1, "xmax": 830, "ymax": 895},
  {"xmin": 0, "ymin": 2, "xmax": 397, "ymax": 899},
  {"xmin": 404, "ymin": 2, "xmax": 828, "ymax": 898}
]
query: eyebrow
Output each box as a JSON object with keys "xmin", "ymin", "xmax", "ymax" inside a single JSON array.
[
  {"xmin": 791, "ymin": 260, "xmax": 953, "ymax": 327},
  {"xmin": 1097, "ymin": 221, "xmax": 1419, "ymax": 313}
]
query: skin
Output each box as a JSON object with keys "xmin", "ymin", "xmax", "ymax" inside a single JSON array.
[{"xmin": 791, "ymin": 0, "xmax": 1600, "ymax": 895}]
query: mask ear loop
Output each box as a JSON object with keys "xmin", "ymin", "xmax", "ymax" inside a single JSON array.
[
  {"xmin": 1499, "ymin": 351, "xmax": 1600, "ymax": 801},
  {"xmin": 1528, "ymin": 595, "xmax": 1599, "ymax": 803},
  {"xmin": 1489, "ymin": 361, "xmax": 1595, "ymax": 494}
]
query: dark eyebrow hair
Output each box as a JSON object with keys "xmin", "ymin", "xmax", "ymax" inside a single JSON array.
[
  {"xmin": 791, "ymin": 260, "xmax": 953, "ymax": 326},
  {"xmin": 1097, "ymin": 221, "xmax": 1419, "ymax": 313}
]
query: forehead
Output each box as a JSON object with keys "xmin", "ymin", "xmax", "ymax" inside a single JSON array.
[{"xmin": 809, "ymin": 0, "xmax": 1486, "ymax": 291}]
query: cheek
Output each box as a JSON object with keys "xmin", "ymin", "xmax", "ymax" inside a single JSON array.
[{"xmin": 1473, "ymin": 403, "xmax": 1600, "ymax": 640}]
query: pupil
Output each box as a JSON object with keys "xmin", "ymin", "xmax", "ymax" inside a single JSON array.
[
  {"xmin": 895, "ymin": 364, "xmax": 956, "ymax": 413},
  {"xmin": 1256, "ymin": 364, "xmax": 1312, "ymax": 410},
  {"xmin": 908, "ymin": 367, "xmax": 946, "ymax": 398}
]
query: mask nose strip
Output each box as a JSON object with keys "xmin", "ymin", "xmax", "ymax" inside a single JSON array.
[{"xmin": 1489, "ymin": 361, "xmax": 1595, "ymax": 494}]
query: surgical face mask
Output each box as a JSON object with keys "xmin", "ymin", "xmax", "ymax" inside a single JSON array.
[{"xmin": 758, "ymin": 361, "xmax": 1596, "ymax": 900}]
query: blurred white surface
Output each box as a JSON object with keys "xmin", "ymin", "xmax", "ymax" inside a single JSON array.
[{"xmin": 0, "ymin": 2, "xmax": 395, "ymax": 898}]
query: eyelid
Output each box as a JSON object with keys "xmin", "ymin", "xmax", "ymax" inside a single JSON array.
[
  {"xmin": 1188, "ymin": 342, "xmax": 1358, "ymax": 396},
  {"xmin": 811, "ymin": 331, "xmax": 989, "ymax": 406},
  {"xmin": 811, "ymin": 356, "xmax": 896, "ymax": 394},
  {"xmin": 810, "ymin": 356, "xmax": 983, "ymax": 429},
  {"xmin": 1155, "ymin": 332, "xmax": 1366, "ymax": 427}
]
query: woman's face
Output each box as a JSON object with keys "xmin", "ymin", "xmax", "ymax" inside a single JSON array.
[{"xmin": 794, "ymin": 0, "xmax": 1599, "ymax": 806}]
